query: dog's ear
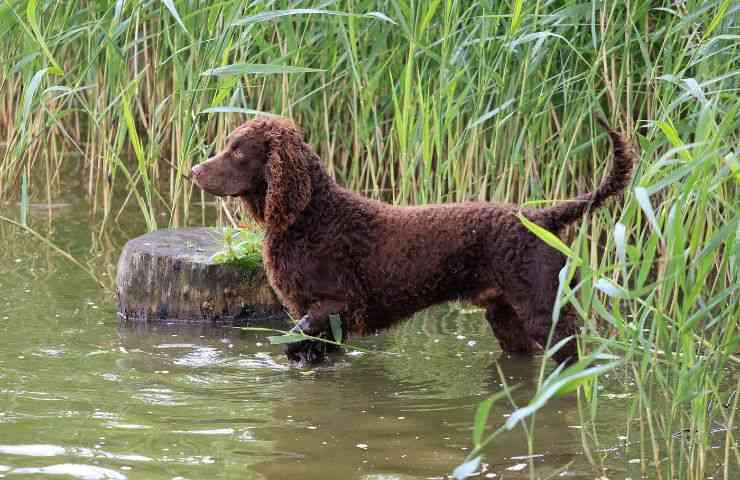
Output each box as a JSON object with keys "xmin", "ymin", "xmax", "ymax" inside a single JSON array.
[{"xmin": 264, "ymin": 134, "xmax": 312, "ymax": 231}]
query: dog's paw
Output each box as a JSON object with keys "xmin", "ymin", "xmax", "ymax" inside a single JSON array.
[
  {"xmin": 284, "ymin": 314, "xmax": 346, "ymax": 366},
  {"xmin": 284, "ymin": 340, "xmax": 327, "ymax": 366},
  {"xmin": 290, "ymin": 314, "xmax": 321, "ymax": 335},
  {"xmin": 283, "ymin": 338, "xmax": 344, "ymax": 367}
]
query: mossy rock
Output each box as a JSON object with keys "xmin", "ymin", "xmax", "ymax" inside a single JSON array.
[{"xmin": 116, "ymin": 228, "xmax": 285, "ymax": 322}]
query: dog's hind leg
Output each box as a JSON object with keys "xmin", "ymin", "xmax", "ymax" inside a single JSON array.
[
  {"xmin": 513, "ymin": 245, "xmax": 580, "ymax": 365},
  {"xmin": 485, "ymin": 302, "xmax": 539, "ymax": 354},
  {"xmin": 518, "ymin": 305, "xmax": 579, "ymax": 366}
]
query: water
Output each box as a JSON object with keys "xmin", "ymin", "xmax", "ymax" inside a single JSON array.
[{"xmin": 0, "ymin": 196, "xmax": 733, "ymax": 479}]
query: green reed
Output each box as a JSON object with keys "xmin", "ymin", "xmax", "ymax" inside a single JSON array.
[{"xmin": 0, "ymin": 1, "xmax": 737, "ymax": 478}]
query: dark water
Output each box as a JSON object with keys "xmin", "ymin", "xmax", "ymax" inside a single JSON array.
[{"xmin": 0, "ymin": 196, "xmax": 733, "ymax": 480}]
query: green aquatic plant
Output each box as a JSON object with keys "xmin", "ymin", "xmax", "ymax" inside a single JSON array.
[
  {"xmin": 237, "ymin": 314, "xmax": 378, "ymax": 356},
  {"xmin": 454, "ymin": 353, "xmax": 622, "ymax": 479},
  {"xmin": 210, "ymin": 227, "xmax": 264, "ymax": 269},
  {"xmin": 455, "ymin": 94, "xmax": 738, "ymax": 478}
]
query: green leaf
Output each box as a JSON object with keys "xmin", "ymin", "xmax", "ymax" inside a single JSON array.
[
  {"xmin": 696, "ymin": 215, "xmax": 737, "ymax": 263},
  {"xmin": 21, "ymin": 67, "xmax": 47, "ymax": 132},
  {"xmin": 505, "ymin": 360, "xmax": 620, "ymax": 428},
  {"xmin": 329, "ymin": 314, "xmax": 343, "ymax": 344},
  {"xmin": 365, "ymin": 11, "xmax": 395, "ymax": 23},
  {"xmin": 704, "ymin": 0, "xmax": 732, "ymax": 37},
  {"xmin": 682, "ymin": 286, "xmax": 736, "ymax": 334},
  {"xmin": 552, "ymin": 362, "xmax": 620, "ymax": 399},
  {"xmin": 121, "ymin": 91, "xmax": 156, "ymax": 231},
  {"xmin": 452, "ymin": 456, "xmax": 481, "ymax": 480},
  {"xmin": 614, "ymin": 223, "xmax": 627, "ymax": 269},
  {"xmin": 510, "ymin": 0, "xmax": 525, "ymax": 33},
  {"xmin": 469, "ymin": 99, "xmax": 514, "ymax": 129},
  {"xmin": 0, "ymin": 2, "xmax": 16, "ymax": 33},
  {"xmin": 645, "ymin": 153, "xmax": 703, "ymax": 195},
  {"xmin": 267, "ymin": 334, "xmax": 307, "ymax": 345},
  {"xmin": 517, "ymin": 213, "xmax": 579, "ymax": 262},
  {"xmin": 544, "ymin": 334, "xmax": 576, "ymax": 360},
  {"xmin": 473, "ymin": 397, "xmax": 494, "ymax": 447},
  {"xmin": 594, "ymin": 278, "xmax": 630, "ymax": 299},
  {"xmin": 11, "ymin": 52, "xmax": 40, "ymax": 73},
  {"xmin": 634, "ymin": 187, "xmax": 663, "ymax": 239},
  {"xmin": 202, "ymin": 63, "xmax": 324, "ymax": 77},
  {"xmin": 25, "ymin": 0, "xmax": 63, "ymax": 75},
  {"xmin": 231, "ymin": 8, "xmax": 396, "ymax": 27},
  {"xmin": 682, "ymin": 78, "xmax": 707, "ymax": 104},
  {"xmin": 161, "ymin": 0, "xmax": 188, "ymax": 35},
  {"xmin": 113, "ymin": 0, "xmax": 125, "ymax": 22},
  {"xmin": 199, "ymin": 107, "xmax": 271, "ymax": 116},
  {"xmin": 210, "ymin": 252, "xmax": 229, "ymax": 264},
  {"xmin": 656, "ymin": 120, "xmax": 690, "ymax": 160}
]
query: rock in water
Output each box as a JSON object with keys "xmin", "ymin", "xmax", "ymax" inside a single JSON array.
[{"xmin": 116, "ymin": 228, "xmax": 283, "ymax": 322}]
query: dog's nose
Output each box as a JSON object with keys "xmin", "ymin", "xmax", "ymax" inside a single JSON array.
[{"xmin": 191, "ymin": 164, "xmax": 203, "ymax": 179}]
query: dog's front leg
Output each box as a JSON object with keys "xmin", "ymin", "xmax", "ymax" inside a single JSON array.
[
  {"xmin": 284, "ymin": 300, "xmax": 347, "ymax": 365},
  {"xmin": 291, "ymin": 300, "xmax": 347, "ymax": 335}
]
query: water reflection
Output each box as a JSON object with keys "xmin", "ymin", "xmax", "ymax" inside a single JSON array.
[{"xmin": 114, "ymin": 310, "xmax": 598, "ymax": 478}]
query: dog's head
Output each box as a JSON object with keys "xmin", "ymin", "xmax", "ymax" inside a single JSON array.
[{"xmin": 192, "ymin": 116, "xmax": 313, "ymax": 231}]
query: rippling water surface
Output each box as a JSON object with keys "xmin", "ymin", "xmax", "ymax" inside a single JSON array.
[{"xmin": 0, "ymin": 197, "xmax": 734, "ymax": 479}]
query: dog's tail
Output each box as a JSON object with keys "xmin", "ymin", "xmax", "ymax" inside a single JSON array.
[{"xmin": 541, "ymin": 120, "xmax": 635, "ymax": 231}]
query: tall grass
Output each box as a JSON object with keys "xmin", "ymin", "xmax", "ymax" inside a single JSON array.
[{"xmin": 0, "ymin": 0, "xmax": 737, "ymax": 478}]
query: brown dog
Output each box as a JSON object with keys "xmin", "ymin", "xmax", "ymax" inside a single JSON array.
[{"xmin": 192, "ymin": 117, "xmax": 634, "ymax": 365}]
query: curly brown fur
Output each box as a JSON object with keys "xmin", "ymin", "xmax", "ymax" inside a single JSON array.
[{"xmin": 192, "ymin": 117, "xmax": 635, "ymax": 366}]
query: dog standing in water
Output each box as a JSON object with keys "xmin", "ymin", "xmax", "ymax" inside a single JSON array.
[{"xmin": 192, "ymin": 117, "xmax": 634, "ymax": 366}]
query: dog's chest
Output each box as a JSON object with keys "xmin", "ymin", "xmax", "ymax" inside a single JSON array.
[
  {"xmin": 263, "ymin": 228, "xmax": 361, "ymax": 304},
  {"xmin": 263, "ymin": 233, "xmax": 321, "ymax": 293}
]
